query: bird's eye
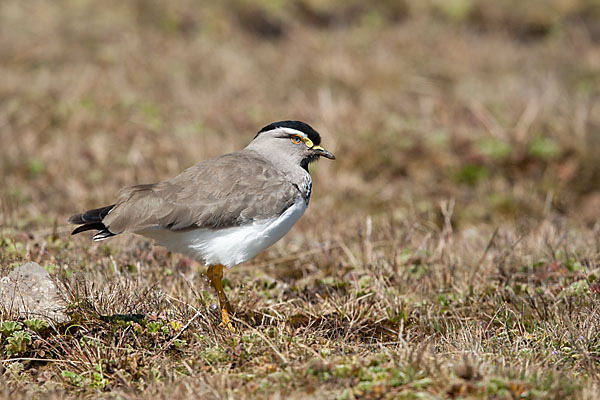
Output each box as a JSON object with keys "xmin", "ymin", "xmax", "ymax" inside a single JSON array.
[{"xmin": 290, "ymin": 135, "xmax": 303, "ymax": 144}]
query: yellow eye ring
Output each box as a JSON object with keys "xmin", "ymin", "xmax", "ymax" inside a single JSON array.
[{"xmin": 290, "ymin": 135, "xmax": 303, "ymax": 144}]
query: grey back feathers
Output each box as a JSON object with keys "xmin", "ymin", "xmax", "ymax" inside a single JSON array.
[{"xmin": 102, "ymin": 150, "xmax": 301, "ymax": 234}]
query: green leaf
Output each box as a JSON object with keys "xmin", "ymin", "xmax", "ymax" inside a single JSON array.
[
  {"xmin": 5, "ymin": 331, "xmax": 31, "ymax": 355},
  {"xmin": 24, "ymin": 318, "xmax": 48, "ymax": 332},
  {"xmin": 0, "ymin": 321, "xmax": 23, "ymax": 336},
  {"xmin": 529, "ymin": 137, "xmax": 561, "ymax": 159}
]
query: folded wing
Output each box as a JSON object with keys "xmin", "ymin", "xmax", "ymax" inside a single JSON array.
[{"xmin": 97, "ymin": 151, "xmax": 299, "ymax": 235}]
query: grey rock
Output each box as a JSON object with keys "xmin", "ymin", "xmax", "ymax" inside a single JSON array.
[{"xmin": 0, "ymin": 262, "xmax": 69, "ymax": 324}]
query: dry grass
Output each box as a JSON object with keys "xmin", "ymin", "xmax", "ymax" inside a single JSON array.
[{"xmin": 2, "ymin": 0, "xmax": 600, "ymax": 398}]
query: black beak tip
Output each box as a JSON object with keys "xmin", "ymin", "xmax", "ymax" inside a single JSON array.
[{"xmin": 318, "ymin": 149, "xmax": 335, "ymax": 160}]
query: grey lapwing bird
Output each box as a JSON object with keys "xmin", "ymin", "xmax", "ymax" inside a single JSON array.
[{"xmin": 68, "ymin": 120, "xmax": 335, "ymax": 329}]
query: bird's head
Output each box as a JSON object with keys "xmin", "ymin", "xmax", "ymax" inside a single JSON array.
[{"xmin": 249, "ymin": 120, "xmax": 335, "ymax": 171}]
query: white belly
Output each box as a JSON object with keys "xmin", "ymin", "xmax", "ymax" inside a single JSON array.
[{"xmin": 137, "ymin": 199, "xmax": 307, "ymax": 267}]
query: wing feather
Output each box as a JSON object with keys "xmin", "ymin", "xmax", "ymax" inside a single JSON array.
[{"xmin": 102, "ymin": 150, "xmax": 299, "ymax": 234}]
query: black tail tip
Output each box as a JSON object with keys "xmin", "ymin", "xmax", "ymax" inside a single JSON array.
[{"xmin": 71, "ymin": 222, "xmax": 107, "ymax": 236}]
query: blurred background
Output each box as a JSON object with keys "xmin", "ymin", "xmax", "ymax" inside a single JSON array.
[
  {"xmin": 1, "ymin": 0, "xmax": 600, "ymax": 232},
  {"xmin": 3, "ymin": 3, "xmax": 600, "ymax": 396}
]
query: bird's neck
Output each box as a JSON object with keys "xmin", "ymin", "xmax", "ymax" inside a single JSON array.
[{"xmin": 242, "ymin": 146, "xmax": 309, "ymax": 181}]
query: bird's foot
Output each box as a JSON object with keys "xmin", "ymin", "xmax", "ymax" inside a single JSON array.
[{"xmin": 219, "ymin": 308, "xmax": 235, "ymax": 332}]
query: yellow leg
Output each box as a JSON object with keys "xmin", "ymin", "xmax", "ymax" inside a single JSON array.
[{"xmin": 206, "ymin": 264, "xmax": 235, "ymax": 332}]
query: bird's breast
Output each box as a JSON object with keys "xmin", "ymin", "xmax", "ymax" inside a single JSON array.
[{"xmin": 138, "ymin": 196, "xmax": 308, "ymax": 267}]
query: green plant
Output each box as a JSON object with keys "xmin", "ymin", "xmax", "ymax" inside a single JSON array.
[
  {"xmin": 147, "ymin": 321, "xmax": 163, "ymax": 334},
  {"xmin": 5, "ymin": 331, "xmax": 31, "ymax": 355},
  {"xmin": 24, "ymin": 318, "xmax": 48, "ymax": 332},
  {"xmin": 0, "ymin": 321, "xmax": 23, "ymax": 337}
]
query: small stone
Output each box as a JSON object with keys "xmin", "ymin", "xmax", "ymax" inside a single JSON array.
[{"xmin": 0, "ymin": 262, "xmax": 69, "ymax": 324}]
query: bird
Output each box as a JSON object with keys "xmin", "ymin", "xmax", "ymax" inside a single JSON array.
[{"xmin": 68, "ymin": 120, "xmax": 335, "ymax": 330}]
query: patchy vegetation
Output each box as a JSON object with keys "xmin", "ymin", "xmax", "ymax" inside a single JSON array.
[{"xmin": 2, "ymin": 0, "xmax": 600, "ymax": 398}]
